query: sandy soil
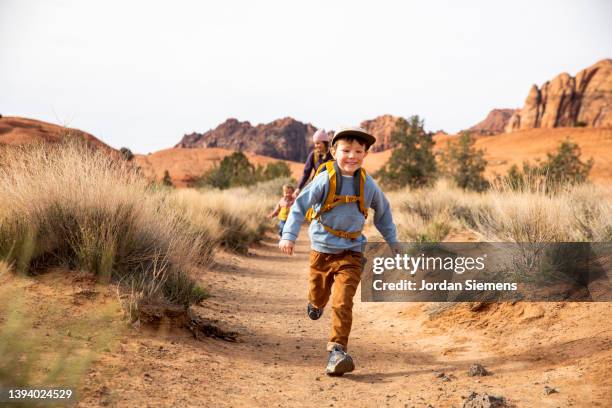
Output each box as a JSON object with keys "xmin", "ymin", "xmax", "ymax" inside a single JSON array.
[
  {"xmin": 37, "ymin": 230, "xmax": 607, "ymax": 408},
  {"xmin": 1, "ymin": 230, "xmax": 610, "ymax": 407}
]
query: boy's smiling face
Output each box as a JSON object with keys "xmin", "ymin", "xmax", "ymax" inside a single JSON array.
[{"xmin": 331, "ymin": 139, "xmax": 368, "ymax": 176}]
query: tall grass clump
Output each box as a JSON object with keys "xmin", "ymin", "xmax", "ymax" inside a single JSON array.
[
  {"xmin": 476, "ymin": 181, "xmax": 612, "ymax": 242},
  {"xmin": 163, "ymin": 189, "xmax": 223, "ymax": 264},
  {"xmin": 0, "ymin": 140, "xmax": 212, "ymax": 315},
  {"xmin": 388, "ymin": 178, "xmax": 611, "ymax": 243},
  {"xmin": 385, "ymin": 179, "xmax": 490, "ymax": 242},
  {"xmin": 192, "ymin": 183, "xmax": 277, "ymax": 253}
]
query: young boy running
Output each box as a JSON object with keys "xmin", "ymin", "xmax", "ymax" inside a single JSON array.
[{"xmin": 279, "ymin": 127, "xmax": 397, "ymax": 376}]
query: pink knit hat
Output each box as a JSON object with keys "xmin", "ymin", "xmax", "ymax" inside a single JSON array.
[{"xmin": 312, "ymin": 129, "xmax": 329, "ymax": 143}]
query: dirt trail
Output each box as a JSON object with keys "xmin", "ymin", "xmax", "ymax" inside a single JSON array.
[{"xmin": 74, "ymin": 230, "xmax": 612, "ymax": 407}]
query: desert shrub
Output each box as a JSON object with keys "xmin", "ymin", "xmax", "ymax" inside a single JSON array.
[
  {"xmin": 162, "ymin": 169, "xmax": 174, "ymax": 187},
  {"xmin": 439, "ymin": 132, "xmax": 489, "ymax": 191},
  {"xmin": 163, "ymin": 189, "xmax": 222, "ymax": 264},
  {"xmin": 542, "ymin": 139, "xmax": 593, "ymax": 186},
  {"xmin": 470, "ymin": 183, "xmax": 611, "ymax": 243},
  {"xmin": 375, "ymin": 115, "xmax": 437, "ymax": 189},
  {"xmin": 262, "ymin": 161, "xmax": 292, "ymax": 180},
  {"xmin": 495, "ymin": 139, "xmax": 593, "ymax": 193},
  {"xmin": 394, "ymin": 209, "xmax": 455, "ymax": 243},
  {"xmin": 385, "ymin": 180, "xmax": 486, "ymax": 242},
  {"xmin": 387, "ymin": 178, "xmax": 610, "ymax": 243},
  {"xmin": 0, "ymin": 140, "xmax": 212, "ymax": 313},
  {"xmin": 119, "ymin": 147, "xmax": 134, "ymax": 161},
  {"xmin": 197, "ymin": 151, "xmax": 257, "ymax": 189},
  {"xmin": 174, "ymin": 187, "xmax": 274, "ymax": 253},
  {"xmin": 197, "ymin": 151, "xmax": 294, "ymax": 189}
]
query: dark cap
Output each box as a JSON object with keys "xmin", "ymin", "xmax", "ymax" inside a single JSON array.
[{"xmin": 332, "ymin": 126, "xmax": 376, "ymax": 149}]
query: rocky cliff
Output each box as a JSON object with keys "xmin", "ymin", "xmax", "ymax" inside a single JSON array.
[
  {"xmin": 175, "ymin": 117, "xmax": 317, "ymax": 162},
  {"xmin": 467, "ymin": 109, "xmax": 518, "ymax": 135},
  {"xmin": 506, "ymin": 59, "xmax": 611, "ymax": 132},
  {"xmin": 359, "ymin": 115, "xmax": 402, "ymax": 152}
]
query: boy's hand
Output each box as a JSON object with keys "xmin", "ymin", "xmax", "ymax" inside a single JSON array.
[{"xmin": 279, "ymin": 239, "xmax": 295, "ymax": 256}]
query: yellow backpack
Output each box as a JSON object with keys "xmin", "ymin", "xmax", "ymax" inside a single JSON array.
[{"xmin": 304, "ymin": 161, "xmax": 368, "ymax": 240}]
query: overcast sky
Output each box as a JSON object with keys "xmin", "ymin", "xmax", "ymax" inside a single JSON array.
[{"xmin": 1, "ymin": 0, "xmax": 611, "ymax": 153}]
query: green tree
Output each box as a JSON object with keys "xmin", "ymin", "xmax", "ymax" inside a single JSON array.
[
  {"xmin": 200, "ymin": 151, "xmax": 257, "ymax": 189},
  {"xmin": 119, "ymin": 147, "xmax": 134, "ymax": 161},
  {"xmin": 496, "ymin": 139, "xmax": 593, "ymax": 192},
  {"xmin": 196, "ymin": 152, "xmax": 295, "ymax": 189},
  {"xmin": 263, "ymin": 161, "xmax": 292, "ymax": 180},
  {"xmin": 162, "ymin": 170, "xmax": 174, "ymax": 187},
  {"xmin": 375, "ymin": 115, "xmax": 437, "ymax": 189},
  {"xmin": 542, "ymin": 139, "xmax": 593, "ymax": 186},
  {"xmin": 440, "ymin": 132, "xmax": 488, "ymax": 191},
  {"xmin": 501, "ymin": 164, "xmax": 525, "ymax": 190}
]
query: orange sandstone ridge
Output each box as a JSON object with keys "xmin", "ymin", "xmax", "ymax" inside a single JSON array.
[
  {"xmin": 0, "ymin": 116, "xmax": 116, "ymax": 153},
  {"xmin": 506, "ymin": 59, "xmax": 612, "ymax": 132},
  {"xmin": 363, "ymin": 127, "xmax": 612, "ymax": 185}
]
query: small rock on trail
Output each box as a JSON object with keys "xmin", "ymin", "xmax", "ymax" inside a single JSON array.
[
  {"xmin": 543, "ymin": 385, "xmax": 559, "ymax": 395},
  {"xmin": 468, "ymin": 363, "xmax": 490, "ymax": 377},
  {"xmin": 462, "ymin": 392, "xmax": 510, "ymax": 408}
]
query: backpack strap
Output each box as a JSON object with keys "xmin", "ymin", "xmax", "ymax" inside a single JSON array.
[
  {"xmin": 318, "ymin": 223, "xmax": 363, "ymax": 240},
  {"xmin": 320, "ymin": 161, "xmax": 337, "ymax": 211},
  {"xmin": 358, "ymin": 168, "xmax": 368, "ymax": 217}
]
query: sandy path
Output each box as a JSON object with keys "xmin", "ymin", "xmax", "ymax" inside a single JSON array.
[{"xmin": 75, "ymin": 230, "xmax": 611, "ymax": 407}]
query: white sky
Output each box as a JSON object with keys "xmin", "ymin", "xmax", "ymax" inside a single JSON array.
[{"xmin": 1, "ymin": 0, "xmax": 611, "ymax": 154}]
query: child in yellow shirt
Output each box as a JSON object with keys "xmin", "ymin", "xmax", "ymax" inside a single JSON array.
[{"xmin": 268, "ymin": 184, "xmax": 296, "ymax": 236}]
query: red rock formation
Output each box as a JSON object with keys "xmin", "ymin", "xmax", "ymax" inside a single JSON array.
[
  {"xmin": 359, "ymin": 115, "xmax": 402, "ymax": 152},
  {"xmin": 466, "ymin": 109, "xmax": 519, "ymax": 135},
  {"xmin": 175, "ymin": 117, "xmax": 317, "ymax": 162},
  {"xmin": 506, "ymin": 59, "xmax": 611, "ymax": 132}
]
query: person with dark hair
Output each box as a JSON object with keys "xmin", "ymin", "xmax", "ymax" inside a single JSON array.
[{"xmin": 293, "ymin": 129, "xmax": 334, "ymax": 198}]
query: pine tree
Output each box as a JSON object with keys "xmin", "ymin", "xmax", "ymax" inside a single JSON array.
[
  {"xmin": 441, "ymin": 132, "xmax": 488, "ymax": 191},
  {"xmin": 263, "ymin": 161, "xmax": 291, "ymax": 180},
  {"xmin": 376, "ymin": 115, "xmax": 437, "ymax": 189},
  {"xmin": 119, "ymin": 147, "xmax": 134, "ymax": 161},
  {"xmin": 162, "ymin": 170, "xmax": 174, "ymax": 187},
  {"xmin": 542, "ymin": 139, "xmax": 593, "ymax": 186},
  {"xmin": 496, "ymin": 138, "xmax": 593, "ymax": 192}
]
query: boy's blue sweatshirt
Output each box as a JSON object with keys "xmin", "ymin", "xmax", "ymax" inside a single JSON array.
[{"xmin": 281, "ymin": 169, "xmax": 398, "ymax": 254}]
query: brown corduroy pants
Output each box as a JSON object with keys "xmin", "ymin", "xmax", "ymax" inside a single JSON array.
[{"xmin": 308, "ymin": 249, "xmax": 362, "ymax": 352}]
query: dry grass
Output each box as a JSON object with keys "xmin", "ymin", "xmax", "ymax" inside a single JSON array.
[
  {"xmin": 0, "ymin": 139, "xmax": 278, "ymax": 320},
  {"xmin": 0, "ymin": 140, "xmax": 210, "ymax": 312},
  {"xmin": 476, "ymin": 182, "xmax": 612, "ymax": 242},
  {"xmin": 388, "ymin": 179, "xmax": 612, "ymax": 243},
  {"xmin": 189, "ymin": 182, "xmax": 278, "ymax": 253}
]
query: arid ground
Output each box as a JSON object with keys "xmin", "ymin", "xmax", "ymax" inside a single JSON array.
[{"xmin": 4, "ymin": 228, "xmax": 610, "ymax": 408}]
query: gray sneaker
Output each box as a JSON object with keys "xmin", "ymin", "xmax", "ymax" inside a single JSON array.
[
  {"xmin": 307, "ymin": 303, "xmax": 323, "ymax": 320},
  {"xmin": 325, "ymin": 345, "xmax": 355, "ymax": 376}
]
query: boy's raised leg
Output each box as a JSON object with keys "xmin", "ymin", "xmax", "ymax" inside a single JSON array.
[
  {"xmin": 308, "ymin": 250, "xmax": 335, "ymax": 311},
  {"xmin": 327, "ymin": 251, "xmax": 362, "ymax": 352}
]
